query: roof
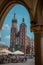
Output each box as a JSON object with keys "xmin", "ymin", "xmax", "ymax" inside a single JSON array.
[
  {"xmin": 20, "ymin": 23, "xmax": 27, "ymax": 27},
  {"xmin": 13, "ymin": 50, "xmax": 24, "ymax": 54},
  {"xmin": 20, "ymin": 18, "xmax": 27, "ymax": 27},
  {"xmin": 12, "ymin": 19, "xmax": 17, "ymax": 23}
]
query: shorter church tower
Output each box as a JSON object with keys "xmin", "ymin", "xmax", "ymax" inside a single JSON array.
[{"xmin": 19, "ymin": 18, "xmax": 27, "ymax": 53}]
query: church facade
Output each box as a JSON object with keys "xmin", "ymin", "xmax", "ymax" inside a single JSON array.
[
  {"xmin": 10, "ymin": 14, "xmax": 31, "ymax": 54},
  {"xmin": 0, "ymin": 0, "xmax": 43, "ymax": 65}
]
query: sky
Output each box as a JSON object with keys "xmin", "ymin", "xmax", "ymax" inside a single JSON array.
[{"xmin": 0, "ymin": 4, "xmax": 34, "ymax": 47}]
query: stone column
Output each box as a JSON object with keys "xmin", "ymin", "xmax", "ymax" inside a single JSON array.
[
  {"xmin": 0, "ymin": 30, "xmax": 1, "ymax": 41},
  {"xmin": 34, "ymin": 29, "xmax": 41, "ymax": 65},
  {"xmin": 31, "ymin": 25, "xmax": 43, "ymax": 65},
  {"xmin": 40, "ymin": 26, "xmax": 43, "ymax": 65}
]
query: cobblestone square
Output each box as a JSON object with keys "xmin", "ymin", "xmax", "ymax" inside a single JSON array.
[{"xmin": 1, "ymin": 59, "xmax": 35, "ymax": 65}]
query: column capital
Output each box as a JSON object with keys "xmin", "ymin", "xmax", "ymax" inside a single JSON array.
[{"xmin": 31, "ymin": 25, "xmax": 43, "ymax": 33}]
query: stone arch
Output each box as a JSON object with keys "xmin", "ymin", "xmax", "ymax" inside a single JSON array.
[
  {"xmin": 0, "ymin": 0, "xmax": 43, "ymax": 65},
  {"xmin": 0, "ymin": 0, "xmax": 32, "ymax": 29}
]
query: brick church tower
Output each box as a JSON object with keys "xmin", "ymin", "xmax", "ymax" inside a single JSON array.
[
  {"xmin": 19, "ymin": 18, "xmax": 27, "ymax": 53},
  {"xmin": 10, "ymin": 13, "xmax": 18, "ymax": 51}
]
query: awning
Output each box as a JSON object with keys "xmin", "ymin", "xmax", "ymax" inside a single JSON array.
[{"xmin": 13, "ymin": 50, "xmax": 24, "ymax": 55}]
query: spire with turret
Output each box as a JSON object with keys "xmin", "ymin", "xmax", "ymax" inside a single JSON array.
[
  {"xmin": 10, "ymin": 13, "xmax": 18, "ymax": 52},
  {"xmin": 12, "ymin": 13, "xmax": 17, "ymax": 23}
]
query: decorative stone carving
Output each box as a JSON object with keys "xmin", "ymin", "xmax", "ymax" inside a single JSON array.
[
  {"xmin": 31, "ymin": 24, "xmax": 43, "ymax": 32},
  {"xmin": 31, "ymin": 22, "xmax": 43, "ymax": 65},
  {"xmin": 0, "ymin": 0, "xmax": 43, "ymax": 65}
]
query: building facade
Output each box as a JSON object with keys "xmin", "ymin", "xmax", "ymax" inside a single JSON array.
[
  {"xmin": 10, "ymin": 14, "xmax": 18, "ymax": 51},
  {"xmin": 0, "ymin": 0, "xmax": 43, "ymax": 65},
  {"xmin": 10, "ymin": 14, "xmax": 34, "ymax": 54}
]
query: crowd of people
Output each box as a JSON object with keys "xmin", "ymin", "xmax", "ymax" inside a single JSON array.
[{"xmin": 0, "ymin": 54, "xmax": 27, "ymax": 64}]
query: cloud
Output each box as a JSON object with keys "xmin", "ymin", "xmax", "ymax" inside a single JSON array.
[
  {"xmin": 0, "ymin": 41, "xmax": 5, "ymax": 45},
  {"xmin": 2, "ymin": 24, "xmax": 10, "ymax": 30},
  {"xmin": 5, "ymin": 35, "xmax": 10, "ymax": 40},
  {"xmin": 0, "ymin": 33, "xmax": 1, "ymax": 38}
]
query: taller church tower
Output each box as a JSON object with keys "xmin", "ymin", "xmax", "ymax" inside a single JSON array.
[{"xmin": 10, "ymin": 13, "xmax": 18, "ymax": 51}]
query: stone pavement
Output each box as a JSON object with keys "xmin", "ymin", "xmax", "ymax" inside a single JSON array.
[{"xmin": 1, "ymin": 59, "xmax": 35, "ymax": 65}]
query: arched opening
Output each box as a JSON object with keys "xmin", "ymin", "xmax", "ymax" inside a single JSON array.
[
  {"xmin": 0, "ymin": 1, "xmax": 32, "ymax": 29},
  {"xmin": 0, "ymin": 0, "xmax": 43, "ymax": 65},
  {"xmin": 0, "ymin": 4, "xmax": 35, "ymax": 65}
]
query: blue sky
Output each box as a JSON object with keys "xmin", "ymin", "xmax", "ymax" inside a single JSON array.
[{"xmin": 1, "ymin": 4, "xmax": 34, "ymax": 47}]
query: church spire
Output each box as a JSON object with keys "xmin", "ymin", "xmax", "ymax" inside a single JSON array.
[
  {"xmin": 14, "ymin": 13, "xmax": 16, "ymax": 19},
  {"xmin": 22, "ymin": 18, "xmax": 24, "ymax": 23},
  {"xmin": 12, "ymin": 13, "xmax": 17, "ymax": 23}
]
